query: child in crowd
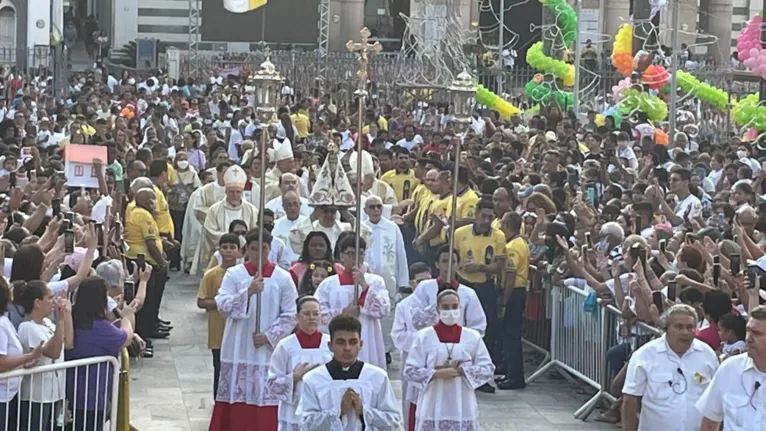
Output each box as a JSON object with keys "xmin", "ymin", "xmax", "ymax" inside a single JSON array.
[
  {"xmin": 717, "ymin": 312, "xmax": 747, "ymax": 361},
  {"xmin": 299, "ymin": 260, "xmax": 334, "ymax": 296},
  {"xmin": 196, "ymin": 233, "xmax": 241, "ymax": 398}
]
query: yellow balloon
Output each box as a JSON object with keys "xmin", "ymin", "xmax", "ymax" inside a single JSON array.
[{"xmin": 595, "ymin": 114, "xmax": 605, "ymax": 127}]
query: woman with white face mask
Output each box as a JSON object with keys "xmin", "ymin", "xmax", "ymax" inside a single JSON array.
[{"xmin": 403, "ymin": 289, "xmax": 495, "ymax": 431}]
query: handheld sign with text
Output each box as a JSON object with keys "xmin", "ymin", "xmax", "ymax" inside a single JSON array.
[{"xmin": 64, "ymin": 145, "xmax": 107, "ymax": 189}]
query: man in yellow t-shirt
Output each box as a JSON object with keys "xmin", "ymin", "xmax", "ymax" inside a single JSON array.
[
  {"xmin": 290, "ymin": 102, "xmax": 311, "ymax": 138},
  {"xmin": 452, "ymin": 199, "xmax": 506, "ymax": 374},
  {"xmin": 380, "ymin": 147, "xmax": 421, "ymax": 202},
  {"xmin": 496, "ymin": 211, "xmax": 530, "ymax": 390},
  {"xmin": 124, "ymin": 187, "xmax": 167, "ymax": 340},
  {"xmin": 152, "ymin": 143, "xmax": 177, "ymax": 185},
  {"xmin": 197, "ymin": 232, "xmax": 240, "ymax": 397},
  {"xmin": 438, "ymin": 166, "xmax": 479, "ymax": 244}
]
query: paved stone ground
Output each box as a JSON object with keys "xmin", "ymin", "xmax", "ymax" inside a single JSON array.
[{"xmin": 128, "ymin": 273, "xmax": 617, "ymax": 431}]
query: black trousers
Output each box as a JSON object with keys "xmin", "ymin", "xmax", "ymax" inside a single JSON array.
[
  {"xmin": 460, "ymin": 277, "xmax": 500, "ymax": 361},
  {"xmin": 131, "ymin": 260, "xmax": 168, "ymax": 338},
  {"xmin": 501, "ymin": 288, "xmax": 527, "ymax": 384},
  {"xmin": 212, "ymin": 348, "xmax": 221, "ymax": 399},
  {"xmin": 168, "ymin": 209, "xmax": 185, "ymax": 269},
  {"xmin": 18, "ymin": 400, "xmax": 54, "ymax": 431}
]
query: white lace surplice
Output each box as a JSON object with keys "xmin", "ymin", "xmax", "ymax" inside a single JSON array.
[
  {"xmin": 267, "ymin": 333, "xmax": 333, "ymax": 431},
  {"xmin": 314, "ymin": 274, "xmax": 390, "ymax": 369},
  {"xmin": 408, "ymin": 280, "xmax": 487, "ymax": 336},
  {"xmin": 296, "ymin": 364, "xmax": 401, "ymax": 431},
  {"xmin": 404, "ymin": 326, "xmax": 495, "ymax": 431},
  {"xmin": 215, "ymin": 264, "xmax": 298, "ymax": 406}
]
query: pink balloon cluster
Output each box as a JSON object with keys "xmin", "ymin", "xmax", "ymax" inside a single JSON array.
[
  {"xmin": 611, "ymin": 77, "xmax": 632, "ymax": 100},
  {"xmin": 737, "ymin": 15, "xmax": 762, "ymax": 62}
]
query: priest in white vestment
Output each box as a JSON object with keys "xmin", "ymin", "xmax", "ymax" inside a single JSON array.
[
  {"xmin": 289, "ymin": 144, "xmax": 371, "ymax": 254},
  {"xmin": 404, "ymin": 290, "xmax": 494, "ymax": 431},
  {"xmin": 271, "ymin": 191, "xmax": 306, "ymax": 265},
  {"xmin": 347, "ymin": 150, "xmax": 397, "ymax": 205},
  {"xmin": 267, "ymin": 296, "xmax": 332, "ymax": 431},
  {"xmin": 210, "ymin": 229, "xmax": 299, "ymax": 430},
  {"xmin": 180, "ymin": 185, "xmax": 206, "ymax": 271},
  {"xmin": 362, "ymin": 195, "xmax": 408, "ymax": 360},
  {"xmin": 314, "ymin": 235, "xmax": 390, "ymax": 369},
  {"xmin": 194, "ymin": 166, "xmax": 259, "ymax": 275},
  {"xmin": 297, "ymin": 314, "xmax": 400, "ymax": 430},
  {"xmin": 409, "ymin": 246, "xmax": 487, "ymax": 335},
  {"xmin": 265, "ymin": 172, "xmax": 312, "ymax": 219}
]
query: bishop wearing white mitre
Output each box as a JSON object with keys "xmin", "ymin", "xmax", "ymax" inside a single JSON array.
[
  {"xmin": 210, "ymin": 228, "xmax": 299, "ymax": 430},
  {"xmin": 197, "ymin": 165, "xmax": 259, "ymax": 273}
]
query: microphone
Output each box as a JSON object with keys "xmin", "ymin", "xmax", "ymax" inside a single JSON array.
[
  {"xmin": 755, "ymin": 382, "xmax": 761, "ymax": 392},
  {"xmin": 677, "ymin": 368, "xmax": 685, "ymax": 378}
]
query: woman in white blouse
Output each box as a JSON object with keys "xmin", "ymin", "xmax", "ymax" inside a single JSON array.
[
  {"xmin": 14, "ymin": 280, "xmax": 73, "ymax": 430},
  {"xmin": 266, "ymin": 296, "xmax": 332, "ymax": 431},
  {"xmin": 0, "ymin": 277, "xmax": 45, "ymax": 428}
]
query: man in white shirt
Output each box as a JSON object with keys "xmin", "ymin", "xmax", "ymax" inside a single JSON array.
[
  {"xmin": 265, "ymin": 173, "xmax": 311, "ymax": 219},
  {"xmin": 271, "ymin": 191, "xmax": 306, "ymax": 265},
  {"xmin": 227, "ymin": 120, "xmax": 246, "ymax": 162},
  {"xmin": 697, "ymin": 305, "xmax": 766, "ymax": 431},
  {"xmin": 363, "ymin": 196, "xmax": 409, "ymax": 363},
  {"xmin": 395, "ymin": 125, "xmax": 423, "ymax": 151},
  {"xmin": 622, "ymin": 304, "xmax": 719, "ymax": 431},
  {"xmin": 654, "ymin": 168, "xmax": 702, "ymax": 227}
]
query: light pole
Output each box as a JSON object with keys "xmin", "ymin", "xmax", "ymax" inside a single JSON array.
[
  {"xmin": 446, "ymin": 69, "xmax": 476, "ymax": 278},
  {"xmin": 667, "ymin": 0, "xmax": 680, "ymax": 143},
  {"xmin": 249, "ymin": 47, "xmax": 282, "ymax": 334}
]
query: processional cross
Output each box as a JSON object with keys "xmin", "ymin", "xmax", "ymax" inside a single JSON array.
[{"xmin": 346, "ymin": 27, "xmax": 383, "ymax": 91}]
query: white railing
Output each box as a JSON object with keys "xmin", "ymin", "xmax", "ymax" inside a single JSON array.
[
  {"xmin": 0, "ymin": 355, "xmax": 120, "ymax": 431},
  {"xmin": 526, "ymin": 284, "xmax": 662, "ymax": 420}
]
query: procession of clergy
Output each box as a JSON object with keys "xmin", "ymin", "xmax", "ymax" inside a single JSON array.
[{"xmin": 188, "ymin": 136, "xmax": 494, "ymax": 431}]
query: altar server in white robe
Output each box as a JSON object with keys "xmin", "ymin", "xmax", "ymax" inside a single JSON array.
[
  {"xmin": 404, "ymin": 290, "xmax": 495, "ymax": 431},
  {"xmin": 315, "ymin": 235, "xmax": 390, "ymax": 369},
  {"xmin": 289, "ymin": 143, "xmax": 371, "ymax": 254},
  {"xmin": 210, "ymin": 229, "xmax": 299, "ymax": 430},
  {"xmin": 267, "ymin": 296, "xmax": 333, "ymax": 431},
  {"xmin": 362, "ymin": 195, "xmax": 409, "ymax": 358},
  {"xmin": 409, "ymin": 245, "xmax": 487, "ymax": 335},
  {"xmin": 196, "ymin": 165, "xmax": 259, "ymax": 275},
  {"xmin": 265, "ymin": 172, "xmax": 312, "ymax": 219},
  {"xmin": 391, "ymin": 262, "xmax": 432, "ymax": 431},
  {"xmin": 297, "ymin": 314, "xmax": 401, "ymax": 430},
  {"xmin": 189, "ymin": 162, "xmax": 229, "ymax": 273}
]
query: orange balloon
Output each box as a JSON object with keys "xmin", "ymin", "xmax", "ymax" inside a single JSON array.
[
  {"xmin": 612, "ymin": 52, "xmax": 633, "ymax": 77},
  {"xmin": 655, "ymin": 129, "xmax": 668, "ymax": 146},
  {"xmin": 642, "ymin": 64, "xmax": 670, "ymax": 91}
]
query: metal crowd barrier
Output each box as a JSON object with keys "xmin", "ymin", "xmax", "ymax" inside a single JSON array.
[
  {"xmin": 526, "ymin": 284, "xmax": 661, "ymax": 421},
  {"xmin": 521, "ymin": 265, "xmax": 552, "ymax": 379},
  {"xmin": 0, "ymin": 355, "xmax": 121, "ymax": 431}
]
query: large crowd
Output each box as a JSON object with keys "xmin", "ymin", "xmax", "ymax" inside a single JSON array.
[{"xmin": 0, "ymin": 56, "xmax": 764, "ymax": 431}]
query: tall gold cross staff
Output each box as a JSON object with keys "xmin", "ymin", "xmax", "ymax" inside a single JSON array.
[{"xmin": 347, "ymin": 28, "xmax": 381, "ymax": 304}]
